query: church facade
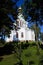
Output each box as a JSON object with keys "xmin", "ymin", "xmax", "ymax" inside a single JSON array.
[{"xmin": 5, "ymin": 7, "xmax": 35, "ymax": 42}]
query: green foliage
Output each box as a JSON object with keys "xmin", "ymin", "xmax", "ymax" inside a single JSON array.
[
  {"xmin": 29, "ymin": 60, "xmax": 35, "ymax": 65},
  {"xmin": 0, "ymin": 39, "xmax": 5, "ymax": 47},
  {"xmin": 40, "ymin": 32, "xmax": 43, "ymax": 42},
  {"xmin": 0, "ymin": 0, "xmax": 18, "ymax": 41},
  {"xmin": 39, "ymin": 55, "xmax": 43, "ymax": 65},
  {"xmin": 22, "ymin": 1, "xmax": 43, "ymax": 49},
  {"xmin": 0, "ymin": 42, "xmax": 43, "ymax": 65},
  {"xmin": 30, "ymin": 24, "xmax": 41, "ymax": 40},
  {"xmin": 25, "ymin": 52, "xmax": 31, "ymax": 57},
  {"xmin": 23, "ymin": 0, "xmax": 43, "ymax": 21}
]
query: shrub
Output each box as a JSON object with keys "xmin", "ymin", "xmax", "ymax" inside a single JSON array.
[
  {"xmin": 28, "ymin": 41, "xmax": 36, "ymax": 46},
  {"xmin": 39, "ymin": 60, "xmax": 43, "ymax": 65},
  {"xmin": 25, "ymin": 52, "xmax": 31, "ymax": 57},
  {"xmin": 27, "ymin": 60, "xmax": 35, "ymax": 65}
]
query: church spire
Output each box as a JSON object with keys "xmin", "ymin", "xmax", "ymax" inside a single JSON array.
[
  {"xmin": 16, "ymin": 7, "xmax": 28, "ymax": 28},
  {"xmin": 18, "ymin": 7, "xmax": 22, "ymax": 14}
]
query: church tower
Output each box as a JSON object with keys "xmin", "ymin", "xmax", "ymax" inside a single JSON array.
[{"xmin": 16, "ymin": 7, "xmax": 28, "ymax": 28}]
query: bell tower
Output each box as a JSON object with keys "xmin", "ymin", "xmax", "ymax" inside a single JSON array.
[
  {"xmin": 18, "ymin": 7, "xmax": 22, "ymax": 15},
  {"xmin": 16, "ymin": 7, "xmax": 23, "ymax": 27},
  {"xmin": 16, "ymin": 7, "xmax": 27, "ymax": 28}
]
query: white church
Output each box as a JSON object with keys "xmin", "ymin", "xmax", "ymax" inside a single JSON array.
[{"xmin": 5, "ymin": 7, "xmax": 35, "ymax": 42}]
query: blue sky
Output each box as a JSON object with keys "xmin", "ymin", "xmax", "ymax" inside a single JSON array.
[
  {"xmin": 16, "ymin": 0, "xmax": 24, "ymax": 7},
  {"xmin": 11, "ymin": 0, "xmax": 43, "ymax": 32},
  {"xmin": 41, "ymin": 26, "xmax": 43, "ymax": 32},
  {"xmin": 12, "ymin": 0, "xmax": 24, "ymax": 7}
]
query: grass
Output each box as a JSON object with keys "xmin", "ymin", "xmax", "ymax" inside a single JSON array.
[
  {"xmin": 0, "ymin": 44, "xmax": 43, "ymax": 65},
  {"xmin": 22, "ymin": 46, "xmax": 40, "ymax": 65},
  {"xmin": 0, "ymin": 54, "xmax": 18, "ymax": 65}
]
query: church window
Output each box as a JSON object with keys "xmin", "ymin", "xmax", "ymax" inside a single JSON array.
[
  {"xmin": 16, "ymin": 19, "xmax": 19, "ymax": 26},
  {"xmin": 17, "ymin": 21, "xmax": 19, "ymax": 26},
  {"xmin": 20, "ymin": 21, "xmax": 22, "ymax": 26},
  {"xmin": 20, "ymin": 20, "xmax": 23, "ymax": 27},
  {"xmin": 16, "ymin": 32, "xmax": 18, "ymax": 38},
  {"xmin": 21, "ymin": 32, "xmax": 23, "ymax": 37}
]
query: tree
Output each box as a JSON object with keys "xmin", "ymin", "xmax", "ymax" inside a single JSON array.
[
  {"xmin": 0, "ymin": 0, "xmax": 18, "ymax": 40},
  {"xmin": 40, "ymin": 32, "xmax": 43, "ymax": 42},
  {"xmin": 22, "ymin": 0, "xmax": 43, "ymax": 26},
  {"xmin": 30, "ymin": 24, "xmax": 41, "ymax": 41},
  {"xmin": 22, "ymin": 0, "xmax": 43, "ymax": 55},
  {"xmin": 13, "ymin": 41, "xmax": 23, "ymax": 65},
  {"xmin": 22, "ymin": 0, "xmax": 43, "ymax": 21}
]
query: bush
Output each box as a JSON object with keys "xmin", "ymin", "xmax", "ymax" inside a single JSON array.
[
  {"xmin": 39, "ymin": 60, "xmax": 43, "ymax": 65},
  {"xmin": 25, "ymin": 52, "xmax": 31, "ymax": 57},
  {"xmin": 0, "ymin": 39, "xmax": 5, "ymax": 47},
  {"xmin": 27, "ymin": 60, "xmax": 35, "ymax": 65},
  {"xmin": 21, "ymin": 43, "xmax": 29, "ymax": 49},
  {"xmin": 29, "ymin": 61, "xmax": 35, "ymax": 65},
  {"xmin": 14, "ymin": 61, "xmax": 23, "ymax": 65},
  {"xmin": 27, "ymin": 41, "xmax": 36, "ymax": 46}
]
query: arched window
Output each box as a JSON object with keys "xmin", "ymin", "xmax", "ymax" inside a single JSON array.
[
  {"xmin": 16, "ymin": 19, "xmax": 19, "ymax": 26},
  {"xmin": 16, "ymin": 32, "xmax": 18, "ymax": 38},
  {"xmin": 20, "ymin": 21, "xmax": 22, "ymax": 27},
  {"xmin": 21, "ymin": 32, "xmax": 23, "ymax": 38},
  {"xmin": 20, "ymin": 20, "xmax": 23, "ymax": 27}
]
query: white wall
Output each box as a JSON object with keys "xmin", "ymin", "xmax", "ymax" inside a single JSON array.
[
  {"xmin": 17, "ymin": 28, "xmax": 25, "ymax": 41},
  {"xmin": 5, "ymin": 28, "xmax": 35, "ymax": 42},
  {"xmin": 26, "ymin": 30, "xmax": 32, "ymax": 40},
  {"xmin": 25, "ymin": 29, "xmax": 35, "ymax": 41},
  {"xmin": 31, "ymin": 30, "xmax": 35, "ymax": 41},
  {"xmin": 5, "ymin": 30, "xmax": 15, "ymax": 42}
]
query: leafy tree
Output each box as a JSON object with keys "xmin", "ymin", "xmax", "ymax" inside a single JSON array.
[
  {"xmin": 22, "ymin": 0, "xmax": 43, "ymax": 55},
  {"xmin": 40, "ymin": 32, "xmax": 43, "ymax": 42},
  {"xmin": 0, "ymin": 0, "xmax": 18, "ymax": 40},
  {"xmin": 22, "ymin": 0, "xmax": 43, "ymax": 21},
  {"xmin": 30, "ymin": 24, "xmax": 41, "ymax": 41}
]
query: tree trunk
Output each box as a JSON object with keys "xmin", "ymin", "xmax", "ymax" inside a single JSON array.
[{"xmin": 35, "ymin": 21, "xmax": 40, "ymax": 55}]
